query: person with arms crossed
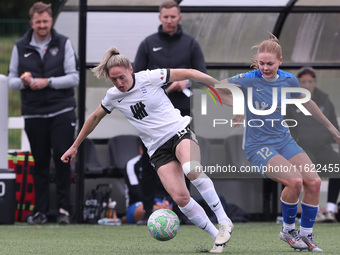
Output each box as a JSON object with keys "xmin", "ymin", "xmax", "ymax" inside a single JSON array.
[
  {"xmin": 287, "ymin": 66, "xmax": 340, "ymax": 223},
  {"xmin": 133, "ymin": 0, "xmax": 206, "ymax": 224},
  {"xmin": 8, "ymin": 2, "xmax": 79, "ymax": 224},
  {"xmin": 216, "ymin": 34, "xmax": 340, "ymax": 252},
  {"xmin": 61, "ymin": 46, "xmax": 233, "ymax": 253}
]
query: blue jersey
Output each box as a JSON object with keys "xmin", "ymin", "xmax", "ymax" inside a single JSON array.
[{"xmin": 228, "ymin": 69, "xmax": 300, "ymax": 152}]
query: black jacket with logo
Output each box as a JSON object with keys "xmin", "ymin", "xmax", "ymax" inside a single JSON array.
[{"xmin": 133, "ymin": 25, "xmax": 206, "ymax": 115}]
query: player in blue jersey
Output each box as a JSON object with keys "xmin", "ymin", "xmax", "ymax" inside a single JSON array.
[{"xmin": 217, "ymin": 34, "xmax": 340, "ymax": 252}]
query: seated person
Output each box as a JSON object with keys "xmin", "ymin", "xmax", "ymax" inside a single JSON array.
[
  {"xmin": 126, "ymin": 198, "xmax": 173, "ymax": 224},
  {"xmin": 123, "ymin": 143, "xmax": 172, "ymax": 223}
]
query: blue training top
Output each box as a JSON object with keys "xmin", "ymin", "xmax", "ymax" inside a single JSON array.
[{"xmin": 227, "ymin": 69, "xmax": 301, "ymax": 152}]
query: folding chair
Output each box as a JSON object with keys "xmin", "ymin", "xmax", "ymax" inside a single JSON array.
[
  {"xmin": 106, "ymin": 135, "xmax": 141, "ymax": 177},
  {"xmin": 83, "ymin": 138, "xmax": 105, "ymax": 177}
]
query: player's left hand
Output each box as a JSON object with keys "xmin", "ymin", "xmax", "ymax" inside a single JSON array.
[
  {"xmin": 232, "ymin": 114, "xmax": 244, "ymax": 128},
  {"xmin": 331, "ymin": 128, "xmax": 340, "ymax": 144},
  {"xmin": 327, "ymin": 124, "xmax": 340, "ymax": 144}
]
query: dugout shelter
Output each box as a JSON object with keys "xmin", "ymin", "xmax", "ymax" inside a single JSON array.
[{"xmin": 7, "ymin": 0, "xmax": 338, "ymax": 222}]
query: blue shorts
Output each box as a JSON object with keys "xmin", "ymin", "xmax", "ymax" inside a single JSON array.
[
  {"xmin": 245, "ymin": 136, "xmax": 304, "ymax": 176},
  {"xmin": 126, "ymin": 199, "xmax": 173, "ymax": 223},
  {"xmin": 126, "ymin": 201, "xmax": 143, "ymax": 224}
]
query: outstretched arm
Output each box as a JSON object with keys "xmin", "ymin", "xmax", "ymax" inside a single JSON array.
[
  {"xmin": 215, "ymin": 78, "xmax": 240, "ymax": 107},
  {"xmin": 168, "ymin": 69, "xmax": 219, "ymax": 88},
  {"xmin": 302, "ymin": 96, "xmax": 340, "ymax": 144},
  {"xmin": 168, "ymin": 69, "xmax": 236, "ymax": 105},
  {"xmin": 61, "ymin": 105, "xmax": 107, "ymax": 163}
]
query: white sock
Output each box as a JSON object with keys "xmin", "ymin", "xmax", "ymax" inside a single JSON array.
[
  {"xmin": 282, "ymin": 222, "xmax": 295, "ymax": 233},
  {"xmin": 191, "ymin": 175, "xmax": 231, "ymax": 224},
  {"xmin": 326, "ymin": 202, "xmax": 336, "ymax": 212},
  {"xmin": 179, "ymin": 197, "xmax": 218, "ymax": 239},
  {"xmin": 299, "ymin": 226, "xmax": 313, "ymax": 237}
]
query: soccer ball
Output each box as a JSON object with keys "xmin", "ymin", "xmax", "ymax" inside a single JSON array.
[{"xmin": 147, "ymin": 209, "xmax": 180, "ymax": 241}]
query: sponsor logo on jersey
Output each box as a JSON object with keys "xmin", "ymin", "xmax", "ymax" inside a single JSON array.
[{"xmin": 130, "ymin": 102, "xmax": 148, "ymax": 120}]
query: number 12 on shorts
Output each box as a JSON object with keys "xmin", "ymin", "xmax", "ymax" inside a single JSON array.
[{"xmin": 257, "ymin": 147, "xmax": 273, "ymax": 160}]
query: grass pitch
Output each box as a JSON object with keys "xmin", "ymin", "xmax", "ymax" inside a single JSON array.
[{"xmin": 0, "ymin": 222, "xmax": 339, "ymax": 254}]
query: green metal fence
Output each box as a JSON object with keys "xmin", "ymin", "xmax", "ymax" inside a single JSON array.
[{"xmin": 0, "ymin": 19, "xmax": 29, "ymax": 36}]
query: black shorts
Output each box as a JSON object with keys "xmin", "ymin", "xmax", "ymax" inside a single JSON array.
[{"xmin": 150, "ymin": 126, "xmax": 198, "ymax": 171}]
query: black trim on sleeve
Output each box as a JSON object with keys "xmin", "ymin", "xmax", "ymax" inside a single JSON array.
[
  {"xmin": 166, "ymin": 68, "xmax": 170, "ymax": 83},
  {"xmin": 101, "ymin": 103, "xmax": 111, "ymax": 114}
]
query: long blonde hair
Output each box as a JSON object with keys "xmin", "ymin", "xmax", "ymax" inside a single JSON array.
[
  {"xmin": 251, "ymin": 33, "xmax": 282, "ymax": 69},
  {"xmin": 92, "ymin": 46, "xmax": 131, "ymax": 81}
]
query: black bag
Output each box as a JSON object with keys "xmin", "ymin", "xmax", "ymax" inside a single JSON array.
[{"xmin": 83, "ymin": 184, "xmax": 112, "ymax": 223}]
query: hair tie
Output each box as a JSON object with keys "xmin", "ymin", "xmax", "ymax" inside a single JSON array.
[{"xmin": 112, "ymin": 52, "xmax": 120, "ymax": 56}]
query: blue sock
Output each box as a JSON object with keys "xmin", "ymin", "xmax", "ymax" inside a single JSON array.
[
  {"xmin": 281, "ymin": 198, "xmax": 298, "ymax": 224},
  {"xmin": 301, "ymin": 202, "xmax": 318, "ymax": 228}
]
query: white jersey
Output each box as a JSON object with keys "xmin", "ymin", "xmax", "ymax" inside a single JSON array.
[{"xmin": 101, "ymin": 68, "xmax": 191, "ymax": 156}]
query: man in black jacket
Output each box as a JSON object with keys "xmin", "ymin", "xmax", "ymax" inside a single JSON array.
[
  {"xmin": 133, "ymin": 0, "xmax": 206, "ymax": 225},
  {"xmin": 8, "ymin": 2, "xmax": 79, "ymax": 224},
  {"xmin": 134, "ymin": 0, "xmax": 206, "ymax": 117},
  {"xmin": 287, "ymin": 67, "xmax": 340, "ymax": 223}
]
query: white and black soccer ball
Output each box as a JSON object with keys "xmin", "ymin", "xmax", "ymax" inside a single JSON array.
[{"xmin": 147, "ymin": 209, "xmax": 180, "ymax": 241}]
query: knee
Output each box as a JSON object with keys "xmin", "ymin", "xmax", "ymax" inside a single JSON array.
[
  {"xmin": 287, "ymin": 178, "xmax": 303, "ymax": 194},
  {"xmin": 182, "ymin": 161, "xmax": 202, "ymax": 180},
  {"xmin": 304, "ymin": 177, "xmax": 321, "ymax": 193},
  {"xmin": 172, "ymin": 192, "xmax": 191, "ymax": 208}
]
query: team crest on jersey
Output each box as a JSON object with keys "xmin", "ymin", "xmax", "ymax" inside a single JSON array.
[
  {"xmin": 140, "ymin": 86, "xmax": 147, "ymax": 94},
  {"xmin": 49, "ymin": 47, "xmax": 59, "ymax": 56},
  {"xmin": 160, "ymin": 69, "xmax": 165, "ymax": 80},
  {"xmin": 230, "ymin": 73, "xmax": 244, "ymax": 82}
]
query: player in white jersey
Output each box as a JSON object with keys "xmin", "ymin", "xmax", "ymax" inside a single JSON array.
[
  {"xmin": 61, "ymin": 46, "xmax": 233, "ymax": 253},
  {"xmin": 216, "ymin": 34, "xmax": 340, "ymax": 252},
  {"xmin": 101, "ymin": 67, "xmax": 190, "ymax": 157}
]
